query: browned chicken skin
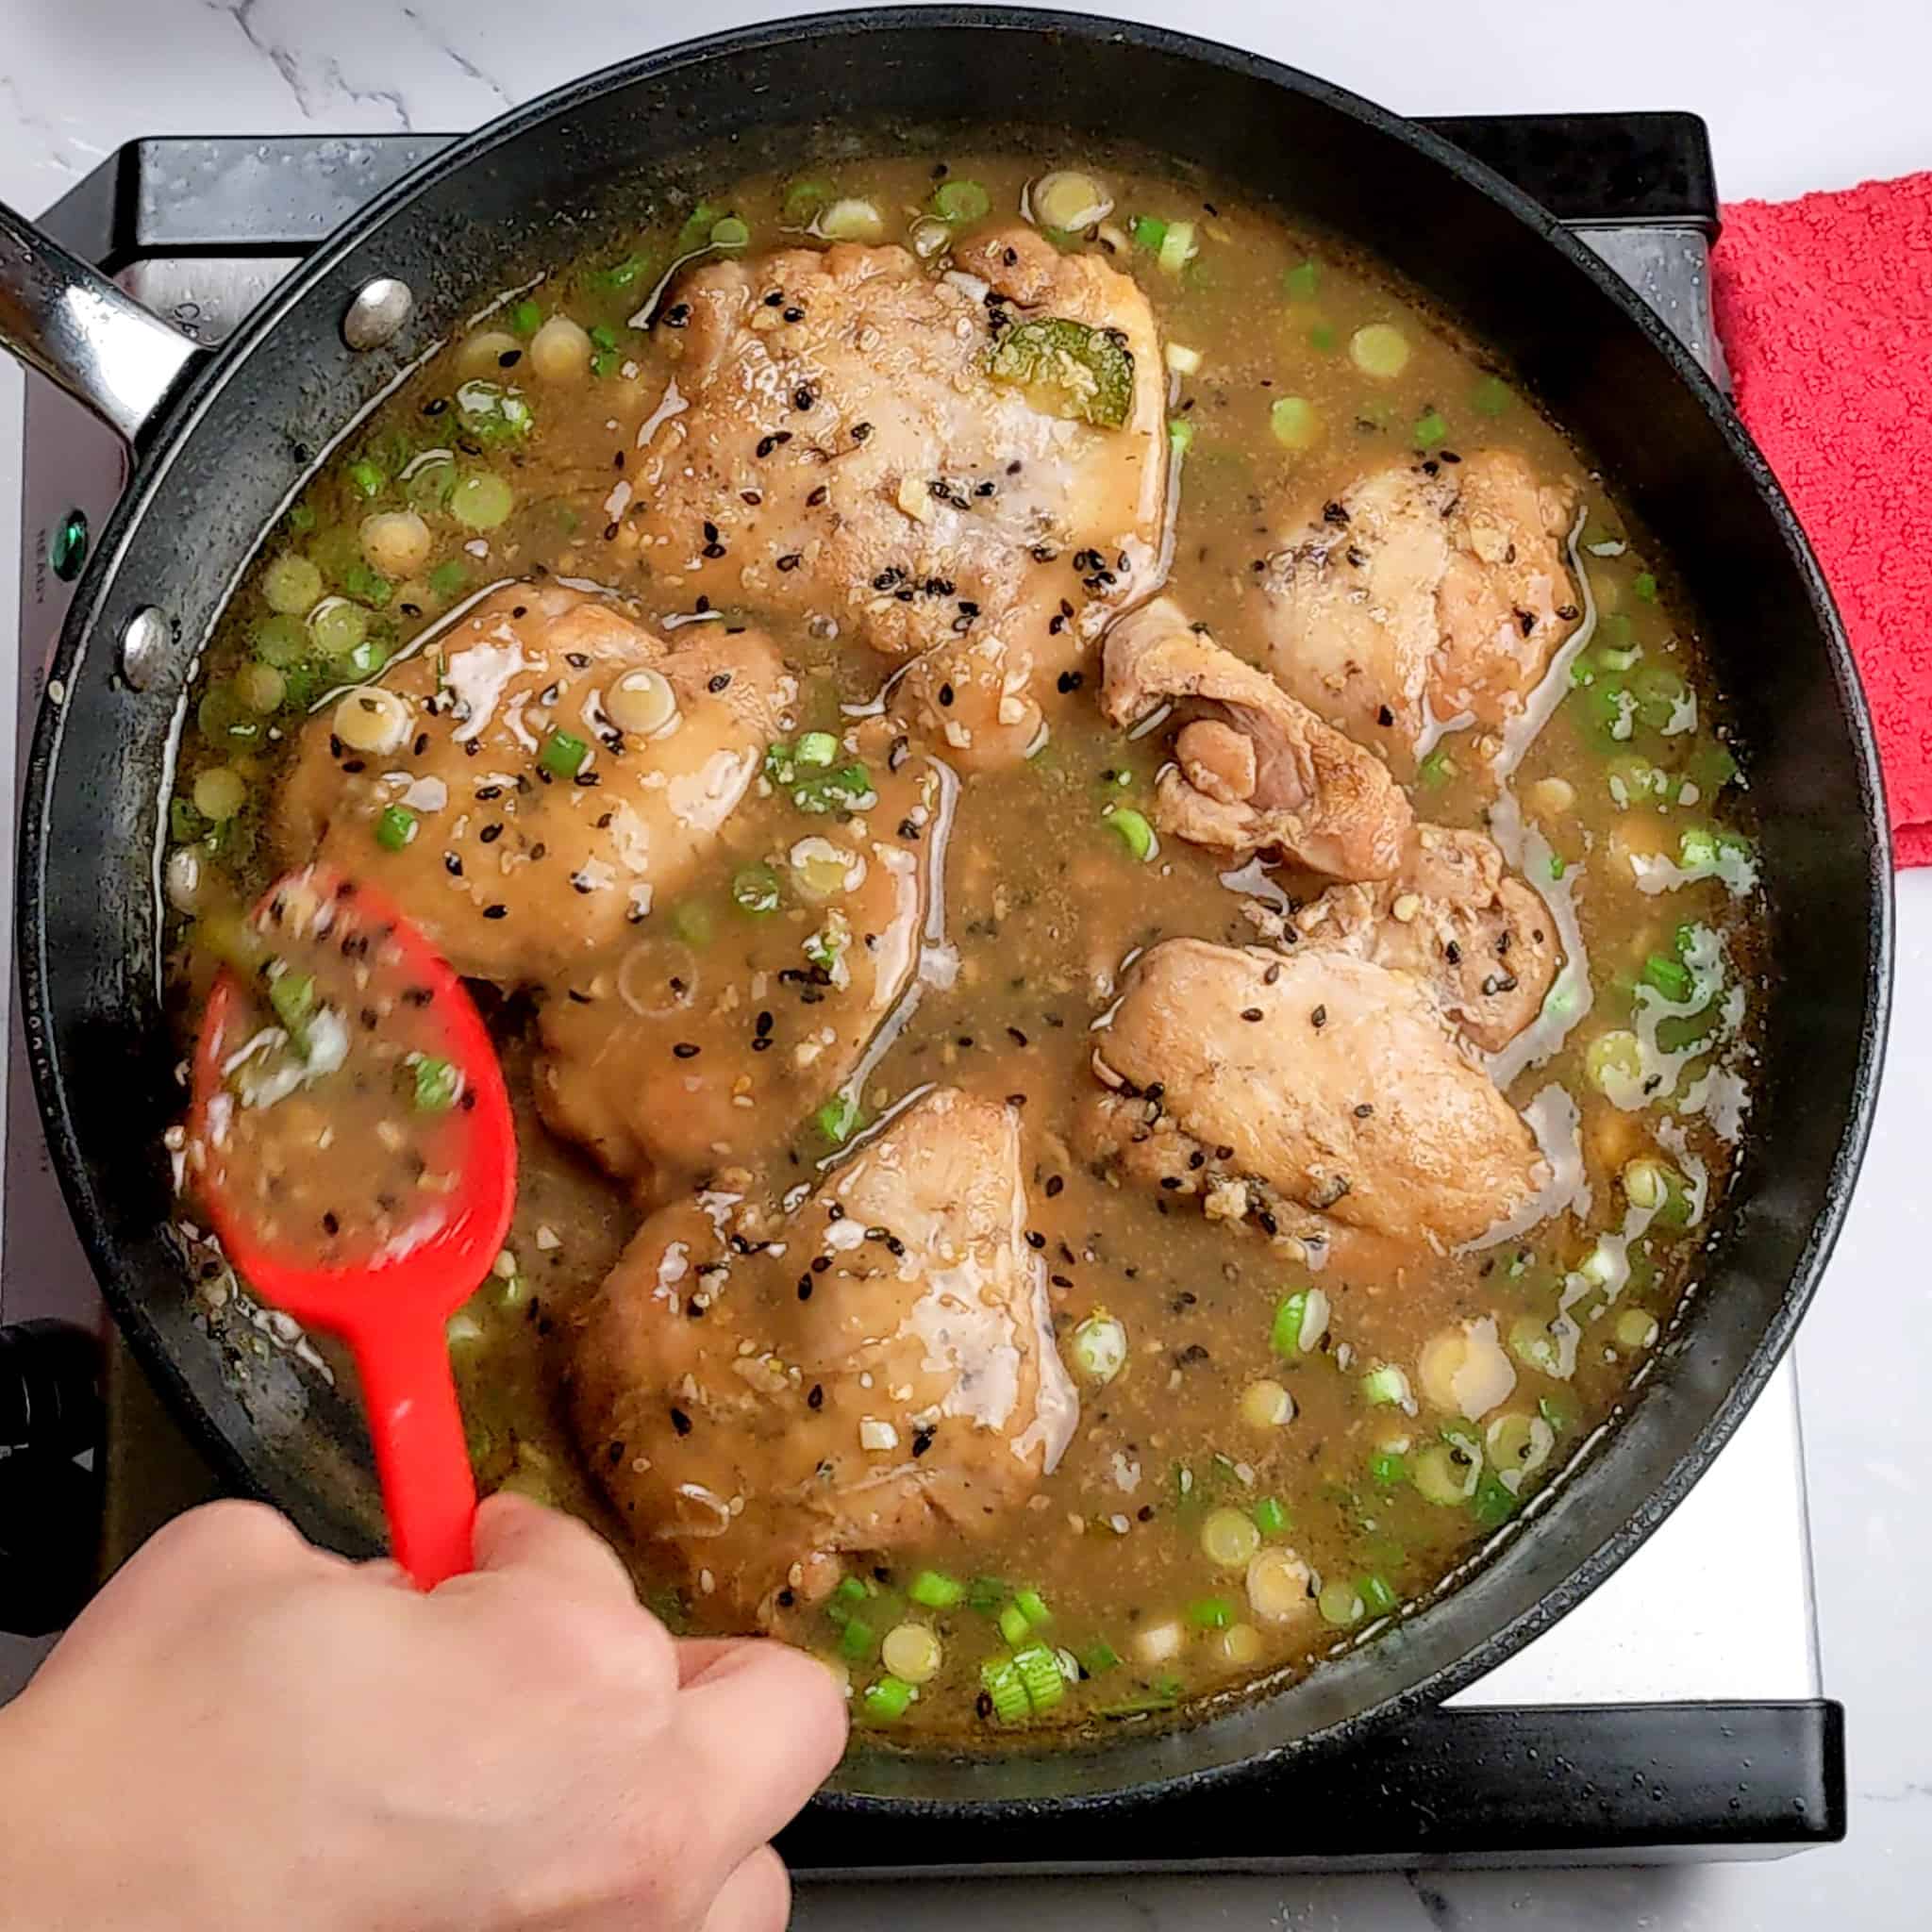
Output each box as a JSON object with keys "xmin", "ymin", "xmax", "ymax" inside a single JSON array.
[
  {"xmin": 533, "ymin": 726, "xmax": 938, "ymax": 1197},
  {"xmin": 1257, "ymin": 450, "xmax": 1580, "ymax": 762},
  {"xmin": 629, "ymin": 227, "xmax": 1167, "ymax": 768},
  {"xmin": 1292, "ymin": 824, "xmax": 1561, "ymax": 1054},
  {"xmin": 572, "ymin": 1089, "xmax": 1077, "ymax": 1622},
  {"xmin": 274, "ymin": 584, "xmax": 792, "ymax": 982},
  {"xmin": 1099, "ymin": 597, "xmax": 1413, "ymax": 880},
  {"xmin": 1079, "ymin": 940, "xmax": 1544, "ymax": 1269}
]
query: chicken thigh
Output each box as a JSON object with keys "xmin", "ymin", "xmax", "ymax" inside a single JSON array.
[
  {"xmin": 533, "ymin": 724, "xmax": 940, "ymax": 1197},
  {"xmin": 1257, "ymin": 450, "xmax": 1580, "ymax": 763},
  {"xmin": 1100, "ymin": 597, "xmax": 1412, "ymax": 880},
  {"xmin": 628, "ymin": 226, "xmax": 1167, "ymax": 767},
  {"xmin": 274, "ymin": 584, "xmax": 792, "ymax": 981},
  {"xmin": 572, "ymin": 1089, "xmax": 1077, "ymax": 1621},
  {"xmin": 1079, "ymin": 939, "xmax": 1543, "ymax": 1268},
  {"xmin": 1292, "ymin": 824, "xmax": 1561, "ymax": 1053}
]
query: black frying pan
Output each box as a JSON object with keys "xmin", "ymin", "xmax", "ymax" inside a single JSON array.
[{"xmin": 0, "ymin": 8, "xmax": 1890, "ymax": 1810}]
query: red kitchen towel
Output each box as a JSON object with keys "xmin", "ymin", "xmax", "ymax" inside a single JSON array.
[{"xmin": 1712, "ymin": 172, "xmax": 1932, "ymax": 867}]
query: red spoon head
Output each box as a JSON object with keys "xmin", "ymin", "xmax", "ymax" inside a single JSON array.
[{"xmin": 188, "ymin": 865, "xmax": 516, "ymax": 1339}]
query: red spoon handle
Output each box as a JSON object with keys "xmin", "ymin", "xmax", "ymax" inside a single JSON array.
[{"xmin": 347, "ymin": 1318, "xmax": 477, "ymax": 1590}]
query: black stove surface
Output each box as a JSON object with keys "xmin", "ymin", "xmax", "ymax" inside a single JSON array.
[{"xmin": 4, "ymin": 113, "xmax": 1840, "ymax": 1872}]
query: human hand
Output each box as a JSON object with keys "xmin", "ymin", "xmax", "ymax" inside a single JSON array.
[{"xmin": 0, "ymin": 1494, "xmax": 846, "ymax": 1931}]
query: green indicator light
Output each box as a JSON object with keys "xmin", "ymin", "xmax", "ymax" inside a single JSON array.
[{"xmin": 50, "ymin": 509, "xmax": 89, "ymax": 582}]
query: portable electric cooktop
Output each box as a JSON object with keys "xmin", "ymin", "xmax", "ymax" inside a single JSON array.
[{"xmin": 0, "ymin": 114, "xmax": 1844, "ymax": 1872}]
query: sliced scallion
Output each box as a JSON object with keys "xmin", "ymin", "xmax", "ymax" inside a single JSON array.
[
  {"xmin": 908, "ymin": 1570, "xmax": 963, "ymax": 1610},
  {"xmin": 862, "ymin": 1675, "xmax": 914, "ymax": 1722}
]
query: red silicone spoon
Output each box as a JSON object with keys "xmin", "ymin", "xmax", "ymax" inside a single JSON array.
[{"xmin": 189, "ymin": 866, "xmax": 516, "ymax": 1589}]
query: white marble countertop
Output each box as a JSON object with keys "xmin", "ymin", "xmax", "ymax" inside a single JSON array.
[{"xmin": 2, "ymin": 2, "xmax": 1927, "ymax": 1926}]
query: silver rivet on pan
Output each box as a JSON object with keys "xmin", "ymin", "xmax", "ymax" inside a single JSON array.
[
  {"xmin": 342, "ymin": 277, "xmax": 413, "ymax": 351},
  {"xmin": 118, "ymin": 607, "xmax": 169, "ymax": 691}
]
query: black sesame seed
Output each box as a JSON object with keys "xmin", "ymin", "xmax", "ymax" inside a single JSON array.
[
  {"xmin": 1310, "ymin": 1005, "xmax": 1327, "ymax": 1028},
  {"xmin": 669, "ymin": 1407, "xmax": 692, "ymax": 1436},
  {"xmin": 483, "ymin": 904, "xmax": 508, "ymax": 920},
  {"xmin": 673, "ymin": 1042, "xmax": 700, "ymax": 1058}
]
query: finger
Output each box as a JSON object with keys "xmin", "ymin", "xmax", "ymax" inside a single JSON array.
[
  {"xmin": 463, "ymin": 1492, "xmax": 640, "ymax": 1603},
  {"xmin": 675, "ymin": 1637, "xmax": 763, "ymax": 1686},
  {"xmin": 673, "ymin": 1641, "xmax": 848, "ymax": 1870},
  {"xmin": 698, "ymin": 1845, "xmax": 791, "ymax": 1932}
]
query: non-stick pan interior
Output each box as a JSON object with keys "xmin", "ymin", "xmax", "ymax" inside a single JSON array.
[{"xmin": 21, "ymin": 10, "xmax": 1887, "ymax": 1806}]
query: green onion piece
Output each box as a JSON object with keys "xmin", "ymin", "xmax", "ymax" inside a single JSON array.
[
  {"xmin": 1167, "ymin": 418, "xmax": 1195, "ymax": 458},
  {"xmin": 450, "ymin": 472, "xmax": 514, "ymax": 531},
  {"xmin": 1269, "ymin": 394, "xmax": 1321, "ymax": 450},
  {"xmin": 933, "ymin": 179, "xmax": 991, "ymax": 223},
  {"xmin": 782, "ymin": 177, "xmax": 834, "ymax": 225},
  {"xmin": 287, "ymin": 504, "xmax": 317, "ymax": 533},
  {"xmin": 585, "ymin": 323, "xmax": 620, "ymax": 353},
  {"xmin": 346, "ymin": 459, "xmax": 386, "ymax": 499},
  {"xmin": 169, "ymin": 797, "xmax": 204, "ymax": 843},
  {"xmin": 341, "ymin": 561, "xmax": 392, "ymax": 609},
  {"xmin": 908, "ymin": 1570, "xmax": 964, "ymax": 1610},
  {"xmin": 1359, "ymin": 1574, "xmax": 1400, "ymax": 1616},
  {"xmin": 814, "ymin": 1093, "xmax": 866, "ymax": 1147},
  {"xmin": 1282, "ymin": 259, "xmax": 1320, "ymax": 300},
  {"xmin": 674, "ymin": 201, "xmax": 721, "ymax": 254},
  {"xmin": 861, "ymin": 1675, "xmax": 914, "ymax": 1722},
  {"xmin": 598, "ymin": 254, "xmax": 648, "ymax": 290},
  {"xmin": 988, "ymin": 316, "xmax": 1136, "ymax": 429},
  {"xmin": 1472, "ymin": 1471, "xmax": 1519, "ymax": 1529},
  {"xmin": 591, "ymin": 349, "xmax": 621, "ymax": 378},
  {"xmin": 791, "ymin": 761, "xmax": 876, "ymax": 815},
  {"xmin": 1189, "ymin": 1596, "xmax": 1235, "ymax": 1630},
  {"xmin": 1157, "ymin": 219, "xmax": 1197, "ymax": 275},
  {"xmin": 1014, "ymin": 1588, "xmax": 1051, "ymax": 1628},
  {"xmin": 794, "ymin": 730, "xmax": 839, "ymax": 768},
  {"xmin": 832, "ymin": 1574, "xmax": 869, "ymax": 1607},
  {"xmin": 1633, "ymin": 571, "xmax": 1658, "ymax": 602},
  {"xmin": 997, "ymin": 1602, "xmax": 1031, "ymax": 1648},
  {"xmin": 1413, "ymin": 408, "xmax": 1449, "ymax": 449},
  {"xmin": 730, "ymin": 864, "xmax": 783, "ymax": 915},
  {"xmin": 1104, "ymin": 805, "xmax": 1157, "ymax": 862},
  {"xmin": 1369, "ymin": 1449, "xmax": 1409, "ymax": 1487},
  {"xmin": 412, "ymin": 1056, "xmax": 460, "ymax": 1112},
  {"xmin": 1079, "ymin": 1641, "xmax": 1121, "ymax": 1676},
  {"xmin": 268, "ymin": 970, "xmax": 315, "ymax": 1034},
  {"xmin": 803, "ymin": 925, "xmax": 845, "ymax": 974},
  {"xmin": 1252, "ymin": 1495, "xmax": 1289, "ymax": 1536},
  {"xmin": 540, "ymin": 730, "xmax": 589, "ymax": 779},
  {"xmin": 253, "ymin": 614, "xmax": 309, "ymax": 667},
  {"xmin": 508, "ymin": 298, "xmax": 541, "ymax": 337},
  {"xmin": 1416, "ymin": 748, "xmax": 1457, "ymax": 791},
  {"xmin": 1641, "ymin": 951, "xmax": 1692, "ymax": 1002},
  {"xmin": 1308, "ymin": 324, "xmax": 1337, "ymax": 352},
  {"xmin": 1271, "ymin": 1288, "xmax": 1327, "ymax": 1356},
  {"xmin": 375, "ymin": 805, "xmax": 418, "ymax": 852},
  {"xmin": 1548, "ymin": 854, "xmax": 1567, "ymax": 881},
  {"xmin": 1679, "ymin": 824, "xmax": 1720, "ymax": 869},
  {"xmin": 1012, "ymin": 1642, "xmax": 1066, "ymax": 1714},
  {"xmin": 710, "ymin": 215, "xmax": 751, "ymax": 250},
  {"xmin": 345, "ymin": 636, "xmax": 391, "ymax": 681},
  {"xmin": 980, "ymin": 1657, "xmax": 1030, "ymax": 1724},
  {"xmin": 966, "ymin": 1575, "xmax": 1008, "ymax": 1613},
  {"xmin": 1471, "ymin": 375, "xmax": 1512, "ymax": 416},
  {"xmin": 840, "ymin": 1615, "xmax": 876, "ymax": 1662},
  {"xmin": 1361, "ymin": 1364, "xmax": 1410, "ymax": 1407},
  {"xmin": 1130, "ymin": 213, "xmax": 1169, "ymax": 253},
  {"xmin": 427, "ymin": 559, "xmax": 470, "ymax": 599}
]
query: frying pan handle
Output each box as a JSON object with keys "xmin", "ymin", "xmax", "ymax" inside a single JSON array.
[{"xmin": 0, "ymin": 197, "xmax": 204, "ymax": 448}]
